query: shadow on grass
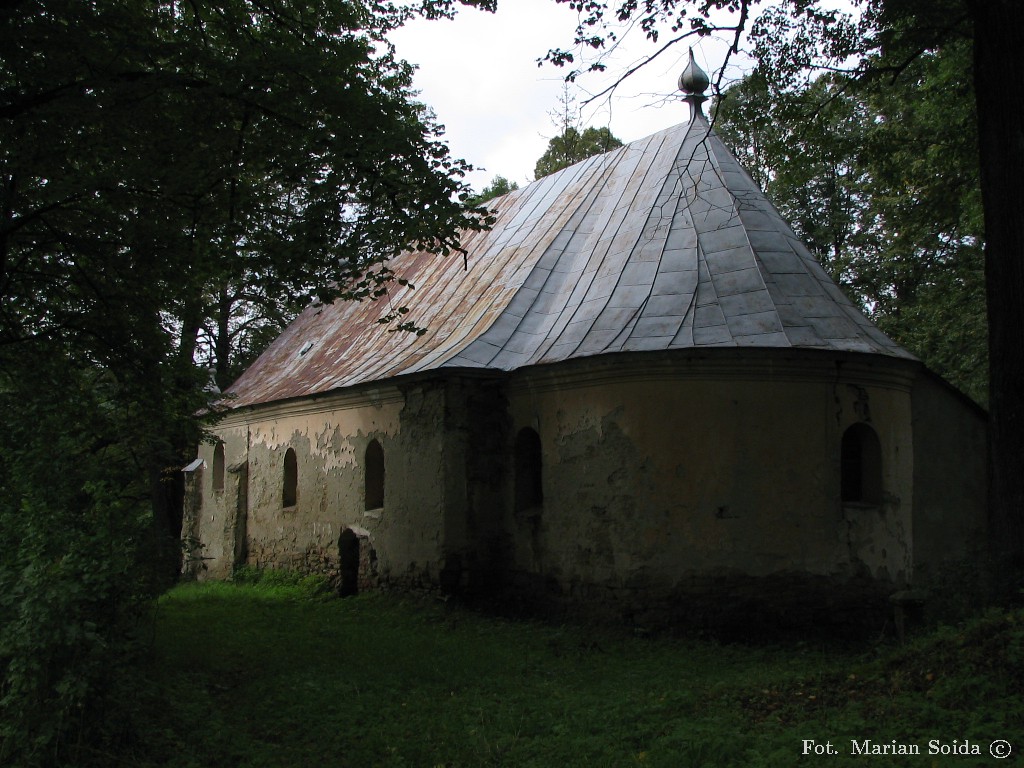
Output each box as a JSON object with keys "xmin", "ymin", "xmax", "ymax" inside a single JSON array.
[{"xmin": 123, "ymin": 582, "xmax": 1024, "ymax": 768}]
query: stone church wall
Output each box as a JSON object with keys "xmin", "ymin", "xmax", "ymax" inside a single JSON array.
[
  {"xmin": 184, "ymin": 349, "xmax": 988, "ymax": 631},
  {"xmin": 910, "ymin": 373, "xmax": 988, "ymax": 592},
  {"xmin": 188, "ymin": 380, "xmax": 457, "ymax": 590},
  {"xmin": 497, "ymin": 351, "xmax": 919, "ymax": 625}
]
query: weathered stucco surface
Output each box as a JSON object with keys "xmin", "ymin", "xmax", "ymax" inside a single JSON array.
[
  {"xmin": 492, "ymin": 352, "xmax": 917, "ymax": 624},
  {"xmin": 184, "ymin": 349, "xmax": 987, "ymax": 629},
  {"xmin": 186, "ymin": 382, "xmax": 452, "ymax": 589},
  {"xmin": 910, "ymin": 373, "xmax": 988, "ymax": 583}
]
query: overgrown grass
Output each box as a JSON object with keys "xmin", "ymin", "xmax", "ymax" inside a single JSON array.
[{"xmin": 125, "ymin": 581, "xmax": 1024, "ymax": 767}]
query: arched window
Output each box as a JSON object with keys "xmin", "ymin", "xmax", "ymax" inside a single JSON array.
[
  {"xmin": 514, "ymin": 427, "xmax": 543, "ymax": 512},
  {"xmin": 841, "ymin": 423, "xmax": 882, "ymax": 504},
  {"xmin": 282, "ymin": 447, "xmax": 298, "ymax": 508},
  {"xmin": 364, "ymin": 440, "xmax": 385, "ymax": 510},
  {"xmin": 212, "ymin": 442, "xmax": 225, "ymax": 493}
]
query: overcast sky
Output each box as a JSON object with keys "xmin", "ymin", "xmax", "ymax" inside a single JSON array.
[{"xmin": 389, "ymin": 1, "xmax": 753, "ymax": 193}]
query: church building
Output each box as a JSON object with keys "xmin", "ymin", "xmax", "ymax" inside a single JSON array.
[{"xmin": 182, "ymin": 54, "xmax": 987, "ymax": 628}]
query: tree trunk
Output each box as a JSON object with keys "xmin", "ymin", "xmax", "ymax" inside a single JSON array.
[
  {"xmin": 215, "ymin": 283, "xmax": 234, "ymax": 390},
  {"xmin": 970, "ymin": 0, "xmax": 1024, "ymax": 584}
]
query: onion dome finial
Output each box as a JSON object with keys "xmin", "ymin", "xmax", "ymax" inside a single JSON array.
[{"xmin": 679, "ymin": 48, "xmax": 709, "ymax": 120}]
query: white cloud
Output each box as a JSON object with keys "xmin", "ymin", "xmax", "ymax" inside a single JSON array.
[{"xmin": 389, "ymin": 1, "xmax": 754, "ymax": 192}]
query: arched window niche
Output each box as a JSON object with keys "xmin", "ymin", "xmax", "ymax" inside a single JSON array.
[
  {"xmin": 514, "ymin": 427, "xmax": 544, "ymax": 513},
  {"xmin": 282, "ymin": 447, "xmax": 298, "ymax": 508},
  {"xmin": 212, "ymin": 442, "xmax": 225, "ymax": 493},
  {"xmin": 841, "ymin": 423, "xmax": 883, "ymax": 505},
  {"xmin": 364, "ymin": 439, "xmax": 385, "ymax": 511}
]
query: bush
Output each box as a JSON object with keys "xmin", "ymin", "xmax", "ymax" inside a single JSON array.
[
  {"xmin": 0, "ymin": 498, "xmax": 149, "ymax": 765},
  {"xmin": 0, "ymin": 358, "xmax": 173, "ymax": 767}
]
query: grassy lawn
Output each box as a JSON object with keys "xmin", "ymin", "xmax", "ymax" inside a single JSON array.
[{"xmin": 129, "ymin": 577, "xmax": 1024, "ymax": 767}]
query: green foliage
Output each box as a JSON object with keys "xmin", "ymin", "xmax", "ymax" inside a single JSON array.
[
  {"xmin": 467, "ymin": 175, "xmax": 520, "ymax": 206},
  {"xmin": 0, "ymin": 1, "xmax": 495, "ymax": 763},
  {"xmin": 713, "ymin": 41, "xmax": 987, "ymax": 403},
  {"xmin": 1, "ymin": 0, "xmax": 490, "ymax": 388},
  {"xmin": 125, "ymin": 585, "xmax": 1023, "ymax": 767},
  {"xmin": 0, "ymin": 354, "xmax": 164, "ymax": 767},
  {"xmin": 534, "ymin": 126, "xmax": 623, "ymax": 178}
]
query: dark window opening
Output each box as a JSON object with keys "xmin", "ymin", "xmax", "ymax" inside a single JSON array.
[
  {"xmin": 514, "ymin": 427, "xmax": 543, "ymax": 512},
  {"xmin": 841, "ymin": 423, "xmax": 882, "ymax": 504},
  {"xmin": 212, "ymin": 443, "xmax": 225, "ymax": 493},
  {"xmin": 364, "ymin": 439, "xmax": 385, "ymax": 510},
  {"xmin": 282, "ymin": 447, "xmax": 298, "ymax": 508}
]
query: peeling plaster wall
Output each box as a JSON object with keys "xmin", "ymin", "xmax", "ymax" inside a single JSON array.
[
  {"xmin": 184, "ymin": 349, "xmax": 987, "ymax": 628},
  {"xmin": 191, "ymin": 382, "xmax": 452, "ymax": 588},
  {"xmin": 500, "ymin": 352, "xmax": 918, "ymax": 618},
  {"xmin": 186, "ymin": 426, "xmax": 250, "ymax": 580}
]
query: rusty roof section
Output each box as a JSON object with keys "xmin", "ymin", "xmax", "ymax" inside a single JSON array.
[{"xmin": 226, "ymin": 92, "xmax": 912, "ymax": 408}]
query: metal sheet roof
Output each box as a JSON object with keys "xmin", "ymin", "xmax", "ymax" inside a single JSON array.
[{"xmin": 225, "ymin": 111, "xmax": 912, "ymax": 409}]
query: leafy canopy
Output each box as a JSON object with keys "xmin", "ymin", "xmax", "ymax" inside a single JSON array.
[
  {"xmin": 468, "ymin": 175, "xmax": 520, "ymax": 205},
  {"xmin": 0, "ymin": 0, "xmax": 495, "ymax": 763},
  {"xmin": 714, "ymin": 45, "xmax": 986, "ymax": 403},
  {"xmin": 1, "ymin": 0, "xmax": 496, "ymax": 388},
  {"xmin": 534, "ymin": 125, "xmax": 623, "ymax": 178}
]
